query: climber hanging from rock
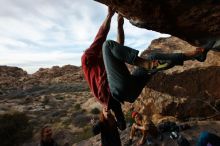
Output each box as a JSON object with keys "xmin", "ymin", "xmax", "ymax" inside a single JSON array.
[
  {"xmin": 81, "ymin": 7, "xmax": 127, "ymax": 131},
  {"xmin": 81, "ymin": 5, "xmax": 216, "ymax": 133}
]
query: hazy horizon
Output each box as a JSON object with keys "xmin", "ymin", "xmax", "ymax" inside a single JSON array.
[{"xmin": 0, "ymin": 0, "xmax": 169, "ymax": 73}]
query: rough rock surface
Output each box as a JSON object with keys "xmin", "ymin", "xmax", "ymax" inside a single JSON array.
[
  {"xmin": 95, "ymin": 0, "xmax": 220, "ymax": 46},
  {"xmin": 75, "ymin": 121, "xmax": 220, "ymax": 146},
  {"xmin": 0, "ymin": 66, "xmax": 28, "ymax": 95},
  {"xmin": 138, "ymin": 36, "xmax": 220, "ymax": 119}
]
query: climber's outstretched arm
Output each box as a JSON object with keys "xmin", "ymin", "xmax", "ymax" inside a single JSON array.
[
  {"xmin": 117, "ymin": 14, "xmax": 124, "ymax": 45},
  {"xmin": 85, "ymin": 7, "xmax": 115, "ymax": 55}
]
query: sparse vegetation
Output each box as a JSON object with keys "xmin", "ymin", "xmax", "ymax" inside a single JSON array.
[
  {"xmin": 72, "ymin": 114, "xmax": 90, "ymax": 128},
  {"xmin": 72, "ymin": 126, "xmax": 93, "ymax": 144},
  {"xmin": 90, "ymin": 107, "xmax": 100, "ymax": 115},
  {"xmin": 42, "ymin": 96, "xmax": 50, "ymax": 105},
  {"xmin": 72, "ymin": 110, "xmax": 85, "ymax": 117},
  {"xmin": 74, "ymin": 103, "xmax": 81, "ymax": 110},
  {"xmin": 56, "ymin": 96, "xmax": 64, "ymax": 100},
  {"xmin": 0, "ymin": 112, "xmax": 33, "ymax": 146}
]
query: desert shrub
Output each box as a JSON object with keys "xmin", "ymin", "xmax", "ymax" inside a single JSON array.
[
  {"xmin": 72, "ymin": 114, "xmax": 90, "ymax": 128},
  {"xmin": 0, "ymin": 112, "xmax": 33, "ymax": 146},
  {"xmin": 72, "ymin": 126, "xmax": 93, "ymax": 144},
  {"xmin": 81, "ymin": 109, "xmax": 86, "ymax": 113},
  {"xmin": 55, "ymin": 96, "xmax": 64, "ymax": 100},
  {"xmin": 90, "ymin": 107, "xmax": 100, "ymax": 115},
  {"xmin": 71, "ymin": 110, "xmax": 85, "ymax": 117},
  {"xmin": 42, "ymin": 96, "xmax": 50, "ymax": 105},
  {"xmin": 74, "ymin": 103, "xmax": 81, "ymax": 110}
]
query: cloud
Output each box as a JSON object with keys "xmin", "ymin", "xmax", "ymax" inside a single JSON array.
[{"xmin": 0, "ymin": 0, "xmax": 169, "ymax": 73}]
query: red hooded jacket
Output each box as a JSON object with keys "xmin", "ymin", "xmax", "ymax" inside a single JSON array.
[{"xmin": 81, "ymin": 25, "xmax": 111, "ymax": 108}]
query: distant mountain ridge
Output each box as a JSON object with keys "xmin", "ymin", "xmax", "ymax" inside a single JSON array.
[{"xmin": 0, "ymin": 65, "xmax": 84, "ymax": 95}]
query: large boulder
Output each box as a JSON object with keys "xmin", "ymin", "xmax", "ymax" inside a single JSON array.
[
  {"xmin": 0, "ymin": 66, "xmax": 28, "ymax": 94},
  {"xmin": 95, "ymin": 0, "xmax": 220, "ymax": 46},
  {"xmin": 137, "ymin": 36, "xmax": 220, "ymax": 119}
]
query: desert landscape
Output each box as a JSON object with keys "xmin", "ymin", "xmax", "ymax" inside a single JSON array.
[{"xmin": 1, "ymin": 36, "xmax": 220, "ymax": 146}]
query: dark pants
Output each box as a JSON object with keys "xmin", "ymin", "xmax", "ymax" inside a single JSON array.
[
  {"xmin": 196, "ymin": 131, "xmax": 220, "ymax": 146},
  {"xmin": 102, "ymin": 40, "xmax": 186, "ymax": 103}
]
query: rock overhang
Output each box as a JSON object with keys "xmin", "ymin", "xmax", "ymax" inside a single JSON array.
[{"xmin": 94, "ymin": 0, "xmax": 220, "ymax": 47}]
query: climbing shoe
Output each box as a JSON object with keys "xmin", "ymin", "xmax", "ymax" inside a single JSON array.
[
  {"xmin": 156, "ymin": 62, "xmax": 169, "ymax": 69},
  {"xmin": 194, "ymin": 40, "xmax": 216, "ymax": 62},
  {"xmin": 148, "ymin": 60, "xmax": 173, "ymax": 74}
]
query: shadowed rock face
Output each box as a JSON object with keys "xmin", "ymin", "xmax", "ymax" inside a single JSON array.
[
  {"xmin": 95, "ymin": 0, "xmax": 220, "ymax": 46},
  {"xmin": 139, "ymin": 36, "xmax": 220, "ymax": 119}
]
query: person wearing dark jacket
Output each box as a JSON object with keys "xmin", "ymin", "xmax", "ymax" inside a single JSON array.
[
  {"xmin": 91, "ymin": 108, "xmax": 122, "ymax": 146},
  {"xmin": 39, "ymin": 126, "xmax": 58, "ymax": 146}
]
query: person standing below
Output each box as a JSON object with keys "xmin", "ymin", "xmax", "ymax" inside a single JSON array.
[
  {"xmin": 81, "ymin": 7, "xmax": 128, "ymax": 130},
  {"xmin": 91, "ymin": 108, "xmax": 122, "ymax": 146},
  {"xmin": 125, "ymin": 112, "xmax": 158, "ymax": 146},
  {"xmin": 39, "ymin": 126, "xmax": 58, "ymax": 146}
]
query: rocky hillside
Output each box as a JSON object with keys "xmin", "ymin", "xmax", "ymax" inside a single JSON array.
[
  {"xmin": 133, "ymin": 36, "xmax": 220, "ymax": 120},
  {"xmin": 0, "ymin": 66, "xmax": 28, "ymax": 95},
  {"xmin": 0, "ymin": 65, "xmax": 102, "ymax": 146},
  {"xmin": 95, "ymin": 0, "xmax": 220, "ymax": 46},
  {"xmin": 0, "ymin": 65, "xmax": 85, "ymax": 96}
]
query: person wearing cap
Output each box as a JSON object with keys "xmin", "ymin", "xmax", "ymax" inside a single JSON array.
[{"xmin": 125, "ymin": 112, "xmax": 158, "ymax": 146}]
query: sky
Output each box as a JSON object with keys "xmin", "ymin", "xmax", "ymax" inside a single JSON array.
[{"xmin": 0, "ymin": 0, "xmax": 169, "ymax": 73}]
